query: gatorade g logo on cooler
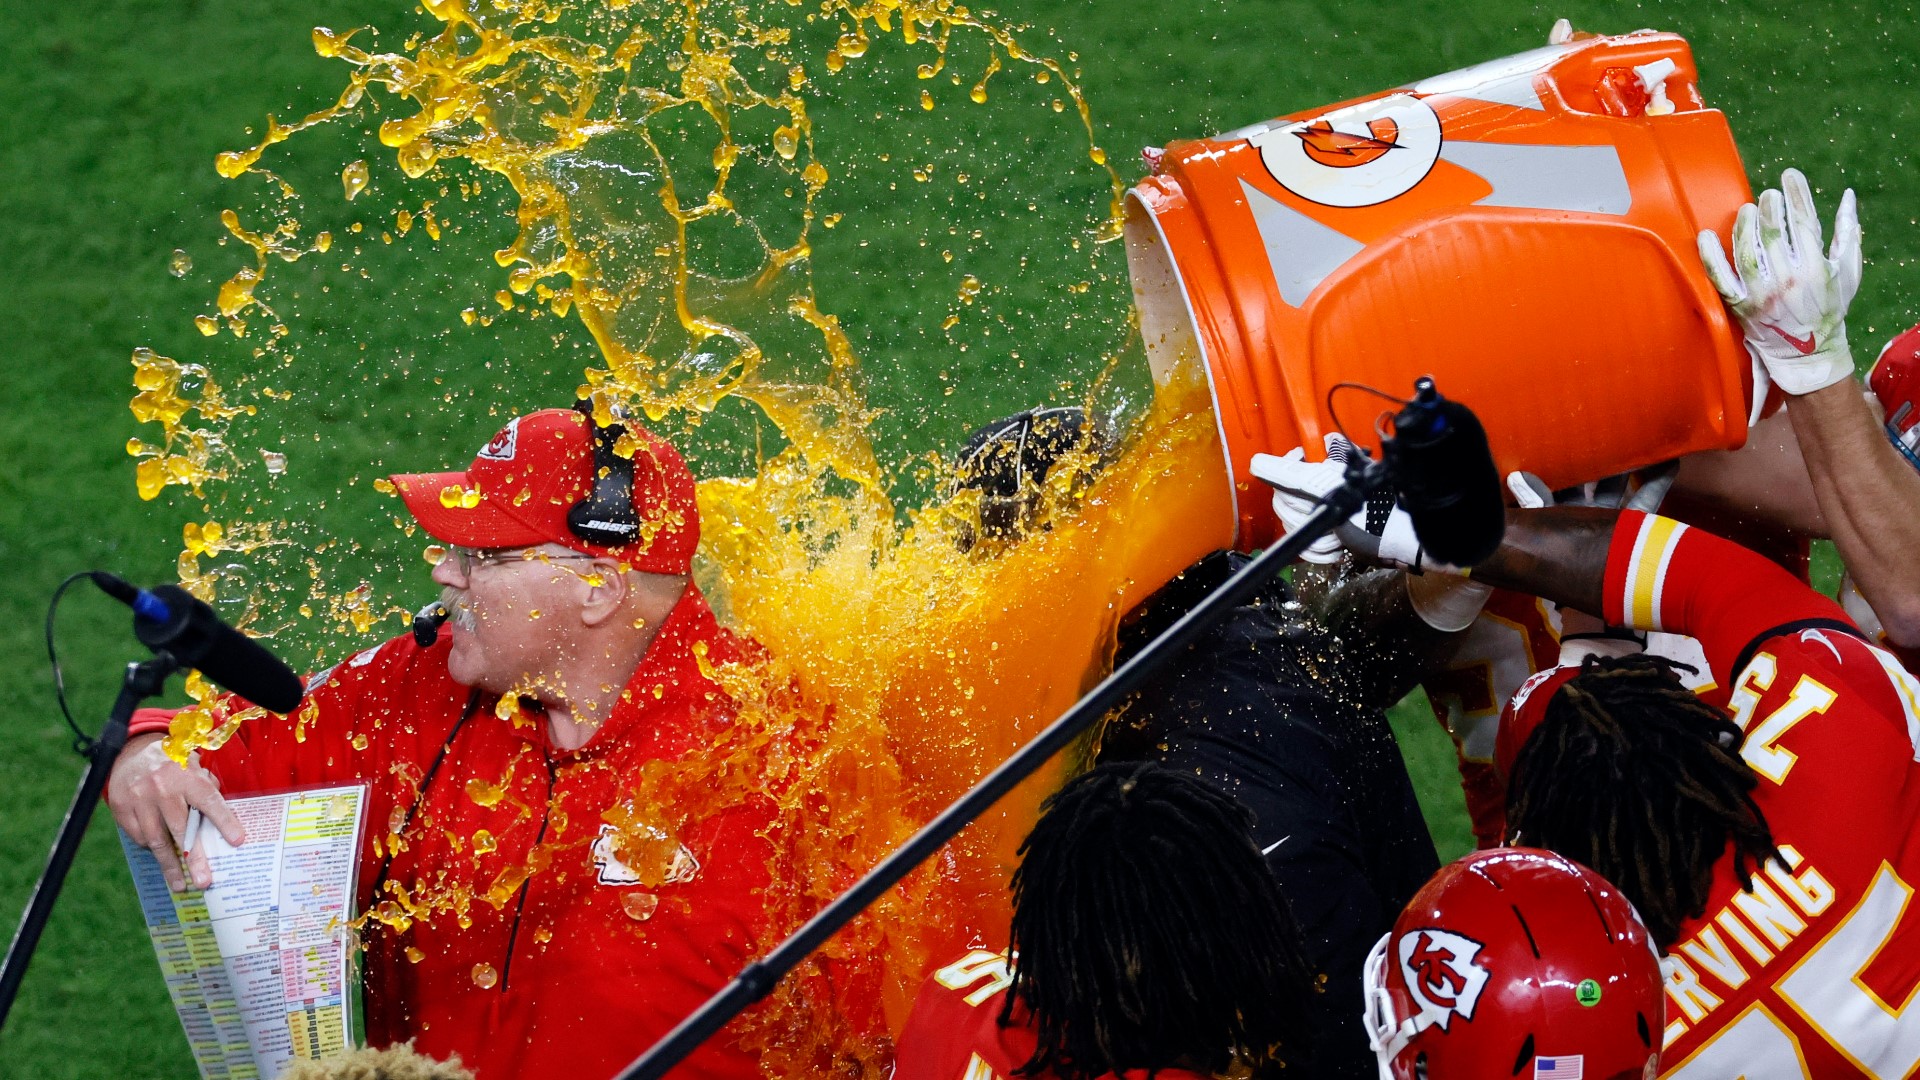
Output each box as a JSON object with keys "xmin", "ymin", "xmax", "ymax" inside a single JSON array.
[
  {"xmin": 1250, "ymin": 94, "xmax": 1443, "ymax": 208},
  {"xmin": 1398, "ymin": 928, "xmax": 1491, "ymax": 1032},
  {"xmin": 1295, "ymin": 118, "xmax": 1401, "ymax": 168}
]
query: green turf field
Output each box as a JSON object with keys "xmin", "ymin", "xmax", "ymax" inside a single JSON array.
[{"xmin": 2, "ymin": 0, "xmax": 1915, "ymax": 1074}]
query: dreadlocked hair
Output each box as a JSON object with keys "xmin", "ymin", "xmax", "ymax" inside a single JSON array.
[
  {"xmin": 1003, "ymin": 761, "xmax": 1313, "ymax": 1080},
  {"xmin": 1505, "ymin": 653, "xmax": 1780, "ymax": 949}
]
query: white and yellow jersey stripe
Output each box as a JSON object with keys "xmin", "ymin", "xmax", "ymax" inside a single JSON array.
[{"xmin": 1617, "ymin": 514, "xmax": 1691, "ymax": 632}]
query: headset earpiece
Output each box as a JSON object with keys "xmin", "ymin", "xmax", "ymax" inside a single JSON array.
[{"xmin": 567, "ymin": 397, "xmax": 641, "ymax": 547}]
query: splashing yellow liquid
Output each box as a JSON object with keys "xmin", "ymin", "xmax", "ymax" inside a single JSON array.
[{"xmin": 133, "ymin": 0, "xmax": 1234, "ymax": 1070}]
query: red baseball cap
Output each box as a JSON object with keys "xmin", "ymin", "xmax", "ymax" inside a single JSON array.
[{"xmin": 390, "ymin": 408, "xmax": 700, "ymax": 574}]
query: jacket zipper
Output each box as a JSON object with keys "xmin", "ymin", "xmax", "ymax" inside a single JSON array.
[{"xmin": 498, "ymin": 752, "xmax": 558, "ymax": 991}]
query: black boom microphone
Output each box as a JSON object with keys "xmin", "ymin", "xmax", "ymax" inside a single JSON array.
[
  {"xmin": 1382, "ymin": 376, "xmax": 1506, "ymax": 567},
  {"xmin": 0, "ymin": 571, "xmax": 302, "ymax": 1028},
  {"xmin": 89, "ymin": 572, "xmax": 305, "ymax": 714}
]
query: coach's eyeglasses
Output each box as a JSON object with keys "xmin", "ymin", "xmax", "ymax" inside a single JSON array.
[{"xmin": 426, "ymin": 544, "xmax": 598, "ymax": 576}]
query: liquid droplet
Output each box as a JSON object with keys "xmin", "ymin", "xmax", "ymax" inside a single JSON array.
[
  {"xmin": 473, "ymin": 829, "xmax": 497, "ymax": 854},
  {"xmin": 261, "ymin": 450, "xmax": 288, "ymax": 475},
  {"xmin": 465, "ymin": 776, "xmax": 508, "ymax": 808},
  {"xmin": 471, "ymin": 962, "xmax": 498, "ymax": 988},
  {"xmin": 621, "ymin": 892, "xmax": 660, "ymax": 921},
  {"xmin": 342, "ymin": 159, "xmax": 369, "ymax": 201},
  {"xmin": 168, "ymin": 249, "xmax": 192, "ymax": 277}
]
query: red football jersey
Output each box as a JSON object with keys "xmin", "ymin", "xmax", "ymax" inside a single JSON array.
[
  {"xmin": 1424, "ymin": 501, "xmax": 1803, "ymax": 848},
  {"xmin": 893, "ymin": 950, "xmax": 1213, "ymax": 1080},
  {"xmin": 1505, "ymin": 512, "xmax": 1920, "ymax": 1077}
]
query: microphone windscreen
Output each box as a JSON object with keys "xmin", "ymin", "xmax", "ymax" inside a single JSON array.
[
  {"xmin": 134, "ymin": 585, "xmax": 306, "ymax": 714},
  {"xmin": 1388, "ymin": 395, "xmax": 1506, "ymax": 567}
]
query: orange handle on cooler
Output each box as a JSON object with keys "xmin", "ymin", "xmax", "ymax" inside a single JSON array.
[{"xmin": 1125, "ymin": 31, "xmax": 1758, "ymax": 548}]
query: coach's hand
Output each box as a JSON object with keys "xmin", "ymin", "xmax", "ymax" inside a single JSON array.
[
  {"xmin": 1698, "ymin": 167, "xmax": 1861, "ymax": 398},
  {"xmin": 108, "ymin": 732, "xmax": 246, "ymax": 892}
]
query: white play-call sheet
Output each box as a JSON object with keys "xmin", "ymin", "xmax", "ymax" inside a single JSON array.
[{"xmin": 121, "ymin": 783, "xmax": 367, "ymax": 1080}]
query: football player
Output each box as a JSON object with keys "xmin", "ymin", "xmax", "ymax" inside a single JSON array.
[
  {"xmin": 893, "ymin": 761, "xmax": 1315, "ymax": 1079},
  {"xmin": 1475, "ymin": 506, "xmax": 1920, "ymax": 1075}
]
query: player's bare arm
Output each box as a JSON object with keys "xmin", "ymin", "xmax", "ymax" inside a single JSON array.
[
  {"xmin": 1310, "ymin": 565, "xmax": 1474, "ymax": 711},
  {"xmin": 1672, "ymin": 405, "xmax": 1826, "ymax": 535},
  {"xmin": 1465, "ymin": 506, "xmax": 1614, "ymax": 618},
  {"xmin": 1786, "ymin": 379, "xmax": 1920, "ymax": 645}
]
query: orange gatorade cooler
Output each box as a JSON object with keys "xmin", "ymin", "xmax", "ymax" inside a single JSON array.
[{"xmin": 1126, "ymin": 31, "xmax": 1758, "ymax": 547}]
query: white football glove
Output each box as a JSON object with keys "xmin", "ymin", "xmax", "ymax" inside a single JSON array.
[
  {"xmin": 1507, "ymin": 471, "xmax": 1553, "ymax": 510},
  {"xmin": 1249, "ymin": 435, "xmax": 1351, "ymax": 564},
  {"xmin": 1335, "ymin": 492, "xmax": 1431, "ymax": 570},
  {"xmin": 1505, "ymin": 463, "xmax": 1677, "ymax": 514},
  {"xmin": 1697, "ymin": 167, "xmax": 1862, "ymax": 397},
  {"xmin": 1252, "ymin": 435, "xmax": 1472, "ymax": 573}
]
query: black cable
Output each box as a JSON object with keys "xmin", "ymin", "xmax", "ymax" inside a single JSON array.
[
  {"xmin": 44, "ymin": 572, "xmax": 99, "ymax": 756},
  {"xmin": 1325, "ymin": 381, "xmax": 1407, "ymax": 447}
]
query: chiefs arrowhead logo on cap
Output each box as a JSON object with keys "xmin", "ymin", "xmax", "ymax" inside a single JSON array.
[
  {"xmin": 1398, "ymin": 928, "xmax": 1491, "ymax": 1033},
  {"xmin": 477, "ymin": 417, "xmax": 520, "ymax": 462}
]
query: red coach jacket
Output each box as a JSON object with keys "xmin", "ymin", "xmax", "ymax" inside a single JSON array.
[{"xmin": 130, "ymin": 586, "xmax": 772, "ymax": 1079}]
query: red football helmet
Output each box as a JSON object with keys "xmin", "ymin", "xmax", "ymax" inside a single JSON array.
[
  {"xmin": 1362, "ymin": 848, "xmax": 1663, "ymax": 1080},
  {"xmin": 1872, "ymin": 322, "xmax": 1920, "ymax": 471}
]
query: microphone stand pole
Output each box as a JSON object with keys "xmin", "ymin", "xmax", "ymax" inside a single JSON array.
[
  {"xmin": 0, "ymin": 651, "xmax": 179, "ymax": 1029},
  {"xmin": 616, "ymin": 458, "xmax": 1389, "ymax": 1080}
]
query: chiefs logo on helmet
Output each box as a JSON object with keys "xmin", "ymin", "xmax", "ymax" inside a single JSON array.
[
  {"xmin": 1365, "ymin": 849, "xmax": 1663, "ymax": 1080},
  {"xmin": 1397, "ymin": 928, "xmax": 1490, "ymax": 1033}
]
